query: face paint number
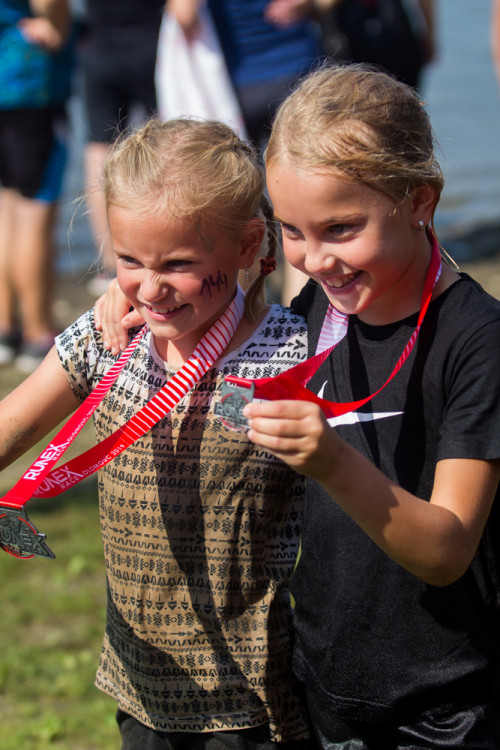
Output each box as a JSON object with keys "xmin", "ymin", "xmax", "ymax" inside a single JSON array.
[{"xmin": 200, "ymin": 271, "xmax": 228, "ymax": 298}]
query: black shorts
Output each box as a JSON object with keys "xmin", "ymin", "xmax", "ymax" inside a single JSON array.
[
  {"xmin": 116, "ymin": 709, "xmax": 312, "ymax": 750},
  {"xmin": 83, "ymin": 37, "xmax": 159, "ymax": 143},
  {"xmin": 0, "ymin": 106, "xmax": 68, "ymax": 201},
  {"xmin": 306, "ymin": 686, "xmax": 500, "ymax": 749}
]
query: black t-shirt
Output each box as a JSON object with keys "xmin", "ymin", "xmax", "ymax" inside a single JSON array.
[{"xmin": 290, "ymin": 274, "xmax": 500, "ymax": 723}]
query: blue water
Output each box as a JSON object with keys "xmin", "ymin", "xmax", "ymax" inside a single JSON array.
[
  {"xmin": 425, "ymin": 0, "xmax": 500, "ymax": 234},
  {"xmin": 56, "ymin": 0, "xmax": 500, "ymax": 272}
]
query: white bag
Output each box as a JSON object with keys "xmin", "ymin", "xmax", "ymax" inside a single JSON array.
[{"xmin": 155, "ymin": 7, "xmax": 248, "ymax": 140}]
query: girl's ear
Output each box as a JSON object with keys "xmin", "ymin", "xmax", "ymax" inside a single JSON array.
[
  {"xmin": 238, "ymin": 218, "xmax": 266, "ymax": 268},
  {"xmin": 411, "ymin": 185, "xmax": 439, "ymax": 226}
]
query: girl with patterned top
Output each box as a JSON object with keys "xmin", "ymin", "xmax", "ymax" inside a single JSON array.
[{"xmin": 0, "ymin": 119, "xmax": 312, "ymax": 749}]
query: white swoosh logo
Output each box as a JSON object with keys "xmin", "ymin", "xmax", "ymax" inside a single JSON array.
[
  {"xmin": 327, "ymin": 410, "xmax": 403, "ymax": 427},
  {"xmin": 317, "ymin": 381, "xmax": 402, "ymax": 428}
]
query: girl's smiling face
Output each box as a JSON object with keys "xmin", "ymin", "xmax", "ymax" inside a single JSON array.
[
  {"xmin": 109, "ymin": 206, "xmax": 254, "ymax": 364},
  {"xmin": 267, "ymin": 162, "xmax": 435, "ymax": 325}
]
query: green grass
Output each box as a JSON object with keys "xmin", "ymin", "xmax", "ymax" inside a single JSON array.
[
  {"xmin": 0, "ymin": 484, "xmax": 118, "ymax": 750},
  {"xmin": 0, "ymin": 284, "xmax": 118, "ymax": 748}
]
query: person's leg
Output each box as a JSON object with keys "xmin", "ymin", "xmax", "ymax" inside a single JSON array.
[
  {"xmin": 82, "ymin": 44, "xmax": 124, "ymax": 292},
  {"xmin": 82, "ymin": 36, "xmax": 159, "ymax": 293},
  {"xmin": 0, "ymin": 188, "xmax": 19, "ymax": 362},
  {"xmin": 0, "ymin": 106, "xmax": 67, "ymax": 369},
  {"xmin": 10, "ymin": 194, "xmax": 57, "ymax": 341},
  {"xmin": 84, "ymin": 140, "xmax": 115, "ymax": 279},
  {"xmin": 0, "ymin": 108, "xmax": 53, "ymax": 360},
  {"xmin": 0, "ymin": 189, "xmax": 58, "ymax": 370}
]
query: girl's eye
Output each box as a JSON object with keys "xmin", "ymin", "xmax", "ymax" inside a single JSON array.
[
  {"xmin": 119, "ymin": 255, "xmax": 140, "ymax": 267},
  {"xmin": 328, "ymin": 224, "xmax": 349, "ymax": 236},
  {"xmin": 166, "ymin": 259, "xmax": 191, "ymax": 269},
  {"xmin": 328, "ymin": 224, "xmax": 347, "ymax": 234},
  {"xmin": 279, "ymin": 222, "xmax": 301, "ymax": 239}
]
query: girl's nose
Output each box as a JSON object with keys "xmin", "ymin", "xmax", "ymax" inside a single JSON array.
[
  {"xmin": 140, "ymin": 270, "xmax": 168, "ymax": 302},
  {"xmin": 303, "ymin": 242, "xmax": 335, "ymax": 277}
]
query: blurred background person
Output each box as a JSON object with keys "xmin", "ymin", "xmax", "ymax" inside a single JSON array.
[
  {"xmin": 318, "ymin": 0, "xmax": 435, "ymax": 90},
  {"xmin": 166, "ymin": 0, "xmax": 324, "ymax": 305},
  {"xmin": 0, "ymin": 0, "xmax": 74, "ymax": 371},
  {"xmin": 81, "ymin": 0, "xmax": 166, "ymax": 296},
  {"xmin": 280, "ymin": 0, "xmax": 436, "ymax": 302},
  {"xmin": 167, "ymin": 0, "xmax": 323, "ymax": 151}
]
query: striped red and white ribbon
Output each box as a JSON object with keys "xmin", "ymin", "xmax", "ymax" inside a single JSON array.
[{"xmin": 2, "ymin": 287, "xmax": 245, "ymax": 507}]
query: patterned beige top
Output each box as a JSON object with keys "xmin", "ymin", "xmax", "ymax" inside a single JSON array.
[{"xmin": 56, "ymin": 304, "xmax": 309, "ymax": 741}]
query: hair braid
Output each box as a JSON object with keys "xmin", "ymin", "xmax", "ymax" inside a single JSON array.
[{"xmin": 243, "ymin": 194, "xmax": 279, "ymax": 322}]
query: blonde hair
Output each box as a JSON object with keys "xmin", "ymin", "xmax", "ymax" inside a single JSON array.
[
  {"xmin": 266, "ymin": 64, "xmax": 444, "ymax": 211},
  {"xmin": 102, "ymin": 118, "xmax": 277, "ymax": 322}
]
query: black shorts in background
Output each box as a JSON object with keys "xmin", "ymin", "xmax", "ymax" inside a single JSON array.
[{"xmin": 0, "ymin": 106, "xmax": 67, "ymax": 201}]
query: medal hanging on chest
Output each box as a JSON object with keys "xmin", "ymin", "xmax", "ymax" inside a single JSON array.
[{"xmin": 0, "ymin": 289, "xmax": 246, "ymax": 559}]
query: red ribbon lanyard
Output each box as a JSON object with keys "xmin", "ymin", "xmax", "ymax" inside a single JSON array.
[
  {"xmin": 226, "ymin": 236, "xmax": 442, "ymax": 419},
  {"xmin": 0, "ymin": 289, "xmax": 245, "ymax": 559}
]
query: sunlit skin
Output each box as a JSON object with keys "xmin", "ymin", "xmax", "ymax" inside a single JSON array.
[
  {"xmin": 266, "ymin": 162, "xmax": 455, "ymax": 325},
  {"xmin": 93, "ymin": 167, "xmax": 500, "ymax": 585},
  {"xmin": 242, "ymin": 162, "xmax": 500, "ymax": 586},
  {"xmin": 108, "ymin": 206, "xmax": 259, "ymax": 366}
]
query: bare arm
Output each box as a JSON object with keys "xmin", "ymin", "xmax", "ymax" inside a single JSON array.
[
  {"xmin": 30, "ymin": 0, "xmax": 70, "ymax": 30},
  {"xmin": 264, "ymin": 0, "xmax": 315, "ymax": 26},
  {"xmin": 244, "ymin": 399, "xmax": 500, "ymax": 586},
  {"xmin": 167, "ymin": 0, "xmax": 202, "ymax": 38},
  {"xmin": 22, "ymin": 0, "xmax": 70, "ymax": 49},
  {"xmin": 0, "ymin": 347, "xmax": 80, "ymax": 471}
]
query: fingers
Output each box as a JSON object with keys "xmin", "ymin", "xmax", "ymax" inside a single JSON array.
[
  {"xmin": 244, "ymin": 399, "xmax": 316, "ymax": 422},
  {"xmin": 93, "ymin": 279, "xmax": 137, "ymax": 355},
  {"xmin": 18, "ymin": 17, "xmax": 63, "ymax": 50},
  {"xmin": 243, "ymin": 400, "xmax": 333, "ymax": 477},
  {"xmin": 122, "ymin": 308, "xmax": 145, "ymax": 330}
]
